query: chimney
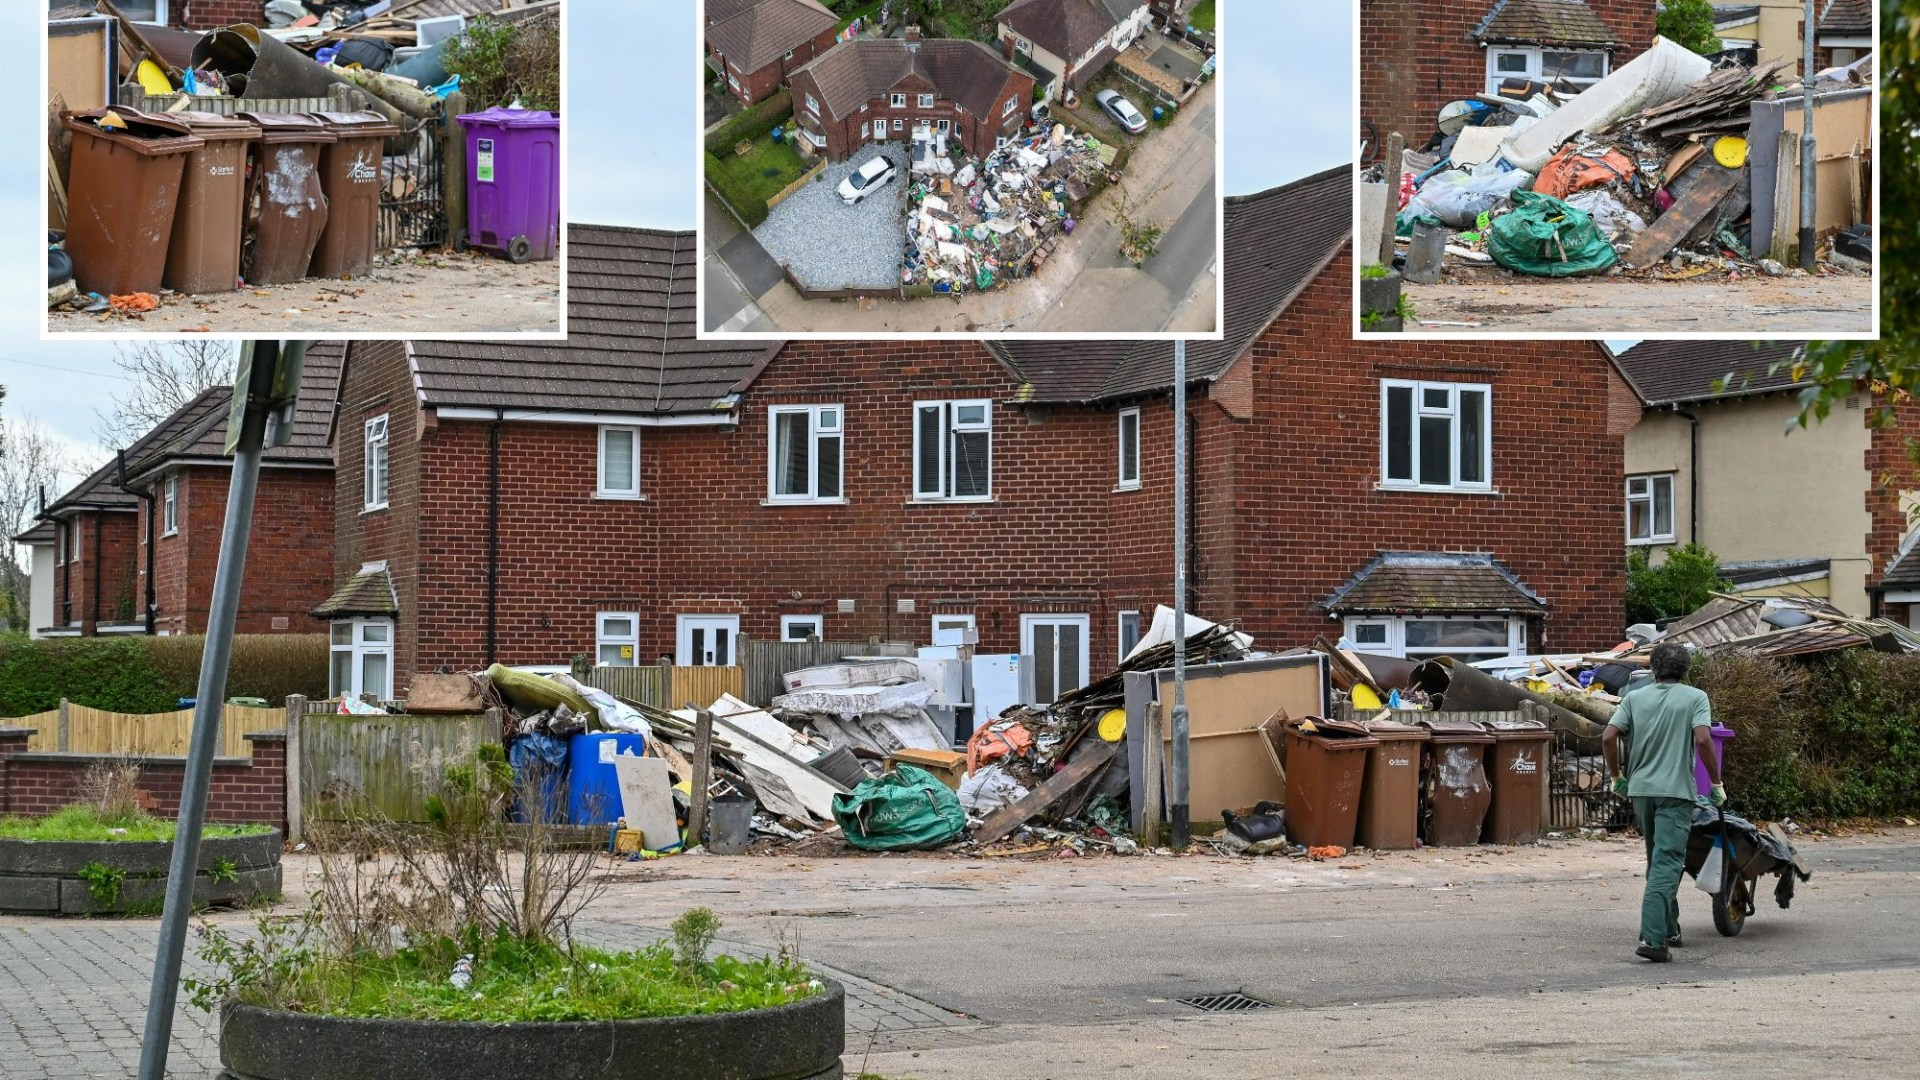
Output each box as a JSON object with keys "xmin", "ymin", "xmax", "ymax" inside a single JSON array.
[
  {"xmin": 1002, "ymin": 34, "xmax": 1015, "ymax": 60},
  {"xmin": 905, "ymin": 24, "xmax": 921, "ymax": 43}
]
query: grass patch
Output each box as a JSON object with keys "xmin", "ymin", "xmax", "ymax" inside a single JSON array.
[
  {"xmin": 707, "ymin": 136, "xmax": 811, "ymax": 227},
  {"xmin": 1189, "ymin": 0, "xmax": 1216, "ymax": 32},
  {"xmin": 226, "ymin": 931, "xmax": 821, "ymax": 1023},
  {"xmin": 0, "ymin": 805, "xmax": 272, "ymax": 843},
  {"xmin": 834, "ymin": 0, "xmax": 883, "ymax": 32}
]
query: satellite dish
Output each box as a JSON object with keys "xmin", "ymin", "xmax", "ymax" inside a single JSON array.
[{"xmin": 1437, "ymin": 99, "xmax": 1479, "ymax": 136}]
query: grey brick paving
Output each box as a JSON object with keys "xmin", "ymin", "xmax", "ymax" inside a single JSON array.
[{"xmin": 0, "ymin": 915, "xmax": 969, "ymax": 1079}]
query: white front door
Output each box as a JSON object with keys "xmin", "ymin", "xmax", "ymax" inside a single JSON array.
[
  {"xmin": 677, "ymin": 615, "xmax": 740, "ymax": 666},
  {"xmin": 1021, "ymin": 614, "xmax": 1089, "ymax": 704}
]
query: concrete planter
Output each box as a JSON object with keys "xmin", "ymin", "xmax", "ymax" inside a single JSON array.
[
  {"xmin": 1359, "ymin": 268, "xmax": 1402, "ymax": 332},
  {"xmin": 0, "ymin": 830, "xmax": 281, "ymax": 915},
  {"xmin": 219, "ymin": 981, "xmax": 847, "ymax": 1080}
]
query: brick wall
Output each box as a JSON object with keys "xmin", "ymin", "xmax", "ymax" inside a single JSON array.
[
  {"xmin": 1361, "ymin": 0, "xmax": 1657, "ymax": 151},
  {"xmin": 794, "ymin": 68, "xmax": 1033, "ymax": 160},
  {"xmin": 333, "ymin": 341, "xmax": 421, "ymax": 671},
  {"xmin": 170, "ymin": 1, "xmax": 261, "ymax": 31},
  {"xmin": 1864, "ymin": 400, "xmax": 1920, "ymax": 608},
  {"xmin": 0, "ymin": 728, "xmax": 285, "ymax": 827},
  {"xmin": 712, "ymin": 25, "xmax": 841, "ymax": 105},
  {"xmin": 56, "ymin": 511, "xmax": 140, "ymax": 632}
]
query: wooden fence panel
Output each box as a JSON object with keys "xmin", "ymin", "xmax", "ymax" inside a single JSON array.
[
  {"xmin": 298, "ymin": 711, "xmax": 496, "ymax": 824},
  {"xmin": 584, "ymin": 665, "xmax": 665, "ymax": 707},
  {"xmin": 28, "ymin": 703, "xmax": 286, "ymax": 758},
  {"xmin": 667, "ymin": 666, "xmax": 744, "ymax": 711},
  {"xmin": 14, "ymin": 711, "xmax": 60, "ymax": 752},
  {"xmin": 738, "ymin": 637, "xmax": 916, "ymax": 706},
  {"xmin": 584, "ymin": 665, "xmax": 746, "ymax": 710}
]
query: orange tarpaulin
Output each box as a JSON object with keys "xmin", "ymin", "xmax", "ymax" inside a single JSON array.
[{"xmin": 1532, "ymin": 145, "xmax": 1635, "ymax": 200}]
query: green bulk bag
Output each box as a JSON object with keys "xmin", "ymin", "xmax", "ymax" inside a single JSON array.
[
  {"xmin": 832, "ymin": 764, "xmax": 967, "ymax": 851},
  {"xmin": 1487, "ymin": 190, "xmax": 1618, "ymax": 277}
]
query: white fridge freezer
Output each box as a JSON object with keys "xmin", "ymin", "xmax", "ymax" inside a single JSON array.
[{"xmin": 968, "ymin": 653, "xmax": 1034, "ymax": 735}]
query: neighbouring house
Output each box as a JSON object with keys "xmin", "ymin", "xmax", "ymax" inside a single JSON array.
[
  {"xmin": 1708, "ymin": 1, "xmax": 1803, "ymax": 66},
  {"xmin": 325, "ymin": 178, "xmax": 1627, "ymax": 706},
  {"xmin": 1811, "ymin": 0, "xmax": 1872, "ymax": 70},
  {"xmin": 1613, "ymin": 339, "xmax": 1888, "ymax": 616},
  {"xmin": 24, "ymin": 461, "xmax": 141, "ymax": 637},
  {"xmin": 704, "ymin": 0, "xmax": 841, "ymax": 106},
  {"xmin": 994, "ymin": 0, "xmax": 1151, "ymax": 101},
  {"xmin": 1361, "ymin": 0, "xmax": 1657, "ymax": 151},
  {"xmin": 786, "ymin": 30, "xmax": 1036, "ymax": 160},
  {"xmin": 9, "ymin": 521, "xmax": 58, "ymax": 639}
]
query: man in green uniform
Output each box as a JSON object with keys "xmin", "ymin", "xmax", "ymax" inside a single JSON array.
[{"xmin": 1602, "ymin": 642, "xmax": 1725, "ymax": 962}]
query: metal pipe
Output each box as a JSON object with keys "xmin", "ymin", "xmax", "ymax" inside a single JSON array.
[
  {"xmin": 1675, "ymin": 408, "xmax": 1699, "ymax": 545},
  {"xmin": 90, "ymin": 510, "xmax": 102, "ymax": 629},
  {"xmin": 114, "ymin": 451, "xmax": 157, "ymax": 635},
  {"xmin": 136, "ymin": 344, "xmax": 283, "ymax": 1080},
  {"xmin": 1170, "ymin": 340, "xmax": 1190, "ymax": 851},
  {"xmin": 1798, "ymin": 0, "xmax": 1818, "ymax": 270}
]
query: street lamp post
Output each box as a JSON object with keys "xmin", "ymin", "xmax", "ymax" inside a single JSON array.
[{"xmin": 1170, "ymin": 339, "xmax": 1190, "ymax": 851}]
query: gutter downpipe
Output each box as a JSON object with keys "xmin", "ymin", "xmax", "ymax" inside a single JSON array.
[
  {"xmin": 1675, "ymin": 408, "xmax": 1700, "ymax": 545},
  {"xmin": 115, "ymin": 451, "xmax": 158, "ymax": 635},
  {"xmin": 486, "ymin": 410, "xmax": 503, "ymax": 667}
]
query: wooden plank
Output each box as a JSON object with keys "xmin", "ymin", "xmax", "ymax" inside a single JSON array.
[
  {"xmin": 1377, "ymin": 131, "xmax": 1405, "ymax": 267},
  {"xmin": 976, "ymin": 739, "xmax": 1119, "ymax": 844},
  {"xmin": 688, "ymin": 709, "xmax": 714, "ymax": 846},
  {"xmin": 1623, "ymin": 163, "xmax": 1741, "ymax": 269},
  {"xmin": 1138, "ymin": 702, "xmax": 1163, "ymax": 847},
  {"xmin": 1769, "ymin": 130, "xmax": 1797, "ymax": 263}
]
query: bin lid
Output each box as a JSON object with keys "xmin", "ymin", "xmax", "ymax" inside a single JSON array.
[
  {"xmin": 457, "ymin": 106, "xmax": 559, "ymax": 129},
  {"xmin": 308, "ymin": 110, "xmax": 403, "ymax": 138},
  {"xmin": 63, "ymin": 107, "xmax": 205, "ymax": 156},
  {"xmin": 1481, "ymin": 717, "xmax": 1553, "ymax": 741},
  {"xmin": 1417, "ymin": 717, "xmax": 1496, "ymax": 743},
  {"xmin": 1284, "ymin": 716, "xmax": 1379, "ymax": 749},
  {"xmin": 1362, "ymin": 718, "xmax": 1432, "ymax": 741},
  {"xmin": 164, "ymin": 110, "xmax": 262, "ymax": 140},
  {"xmin": 236, "ymin": 111, "xmax": 339, "ymax": 144}
]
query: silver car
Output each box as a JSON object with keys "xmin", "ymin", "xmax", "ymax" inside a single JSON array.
[
  {"xmin": 837, "ymin": 155, "xmax": 899, "ymax": 205},
  {"xmin": 1095, "ymin": 88, "xmax": 1148, "ymax": 134}
]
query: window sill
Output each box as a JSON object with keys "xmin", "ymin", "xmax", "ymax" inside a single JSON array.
[
  {"xmin": 361, "ymin": 504, "xmax": 390, "ymax": 515},
  {"xmin": 762, "ymin": 497, "xmax": 848, "ymax": 507},
  {"xmin": 595, "ymin": 492, "xmax": 647, "ymax": 502},
  {"xmin": 160, "ymin": 530, "xmax": 178, "ymax": 539},
  {"xmin": 1627, "ymin": 536, "xmax": 1675, "ymax": 547},
  {"xmin": 905, "ymin": 497, "xmax": 996, "ymax": 506},
  {"xmin": 1375, "ymin": 484, "xmax": 1499, "ymax": 497},
  {"xmin": 1114, "ymin": 482, "xmax": 1142, "ymax": 493}
]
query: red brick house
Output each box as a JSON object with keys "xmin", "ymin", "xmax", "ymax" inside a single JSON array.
[
  {"xmin": 787, "ymin": 32, "xmax": 1036, "ymax": 161},
  {"xmin": 325, "ymin": 177, "xmax": 1627, "ymax": 704},
  {"xmin": 705, "ymin": 0, "xmax": 842, "ymax": 106},
  {"xmin": 1361, "ymin": 0, "xmax": 1658, "ymax": 150},
  {"xmin": 23, "ymin": 344, "xmax": 342, "ymax": 639},
  {"xmin": 995, "ymin": 0, "xmax": 1151, "ymax": 100},
  {"xmin": 1812, "ymin": 0, "xmax": 1873, "ymax": 71}
]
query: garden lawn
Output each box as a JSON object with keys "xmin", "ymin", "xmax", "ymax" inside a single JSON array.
[
  {"xmin": 1190, "ymin": 0, "xmax": 1215, "ymax": 32},
  {"xmin": 0, "ymin": 806, "xmax": 272, "ymax": 842},
  {"xmin": 835, "ymin": 0, "xmax": 883, "ymax": 32},
  {"xmin": 708, "ymin": 136, "xmax": 811, "ymax": 216}
]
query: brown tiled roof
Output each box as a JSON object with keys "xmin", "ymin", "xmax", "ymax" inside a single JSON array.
[
  {"xmin": 1878, "ymin": 547, "xmax": 1920, "ymax": 590},
  {"xmin": 986, "ymin": 164, "xmax": 1351, "ymax": 403},
  {"xmin": 408, "ymin": 225, "xmax": 777, "ymax": 417},
  {"xmin": 121, "ymin": 342, "xmax": 346, "ymax": 481},
  {"xmin": 706, "ymin": 0, "xmax": 837, "ymax": 74},
  {"xmin": 312, "ymin": 565, "xmax": 398, "ymax": 619},
  {"xmin": 998, "ymin": 0, "xmax": 1137, "ymax": 65},
  {"xmin": 1472, "ymin": 0, "xmax": 1623, "ymax": 47},
  {"xmin": 40, "ymin": 459, "xmax": 140, "ymax": 518},
  {"xmin": 1610, "ymin": 340, "xmax": 1809, "ymax": 407},
  {"xmin": 11, "ymin": 519, "xmax": 57, "ymax": 546},
  {"xmin": 791, "ymin": 38, "xmax": 1027, "ymax": 123},
  {"xmin": 1819, "ymin": 0, "xmax": 1872, "ymax": 35},
  {"xmin": 1320, "ymin": 552, "xmax": 1549, "ymax": 615}
]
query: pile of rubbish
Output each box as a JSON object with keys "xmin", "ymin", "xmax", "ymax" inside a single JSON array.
[
  {"xmin": 902, "ymin": 123, "xmax": 1121, "ymax": 293},
  {"xmin": 1372, "ymin": 37, "xmax": 1874, "ymax": 282}
]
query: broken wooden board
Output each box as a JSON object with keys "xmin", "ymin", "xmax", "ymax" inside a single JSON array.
[
  {"xmin": 708, "ymin": 714, "xmax": 848, "ymax": 820},
  {"xmin": 974, "ymin": 738, "xmax": 1119, "ymax": 844},
  {"xmin": 611, "ymin": 754, "xmax": 680, "ymax": 850},
  {"xmin": 1623, "ymin": 164, "xmax": 1741, "ymax": 269}
]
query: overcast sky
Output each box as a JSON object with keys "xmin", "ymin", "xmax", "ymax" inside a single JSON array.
[{"xmin": 1, "ymin": 0, "xmax": 1351, "ymax": 490}]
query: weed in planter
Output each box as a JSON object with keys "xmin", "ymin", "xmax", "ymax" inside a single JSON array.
[
  {"xmin": 0, "ymin": 805, "xmax": 272, "ymax": 842},
  {"xmin": 77, "ymin": 861, "xmax": 125, "ymax": 909},
  {"xmin": 210, "ymin": 857, "xmax": 240, "ymax": 885},
  {"xmin": 1361, "ymin": 263, "xmax": 1393, "ymax": 279},
  {"xmin": 672, "ymin": 908, "xmax": 721, "ymax": 977},
  {"xmin": 1396, "ymin": 293, "xmax": 1417, "ymax": 322}
]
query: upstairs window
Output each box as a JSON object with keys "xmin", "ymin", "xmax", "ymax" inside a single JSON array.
[
  {"xmin": 914, "ymin": 400, "xmax": 992, "ymax": 501},
  {"xmin": 768, "ymin": 405, "xmax": 844, "ymax": 503},
  {"xmin": 1003, "ymin": 94, "xmax": 1017, "ymax": 116},
  {"xmin": 805, "ymin": 93, "xmax": 819, "ymax": 116},
  {"xmin": 1627, "ymin": 474, "xmax": 1676, "ymax": 544},
  {"xmin": 162, "ymin": 474, "xmax": 178, "ymax": 536},
  {"xmin": 918, "ymin": 93, "xmax": 935, "ymax": 107},
  {"xmin": 1117, "ymin": 408, "xmax": 1141, "ymax": 489},
  {"xmin": 891, "ymin": 92, "xmax": 906, "ymax": 107},
  {"xmin": 363, "ymin": 415, "xmax": 390, "ymax": 511},
  {"xmin": 598, "ymin": 426, "xmax": 640, "ymax": 498},
  {"xmin": 1380, "ymin": 380, "xmax": 1491, "ymax": 492}
]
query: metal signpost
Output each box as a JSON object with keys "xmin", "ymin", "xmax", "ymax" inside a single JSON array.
[
  {"xmin": 1170, "ymin": 339, "xmax": 1190, "ymax": 850},
  {"xmin": 137, "ymin": 341, "xmax": 309, "ymax": 1080}
]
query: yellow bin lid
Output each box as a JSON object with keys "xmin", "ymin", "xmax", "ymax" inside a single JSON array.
[
  {"xmin": 1350, "ymin": 684, "xmax": 1383, "ymax": 710},
  {"xmin": 1713, "ymin": 135, "xmax": 1749, "ymax": 169},
  {"xmin": 1096, "ymin": 708, "xmax": 1127, "ymax": 742}
]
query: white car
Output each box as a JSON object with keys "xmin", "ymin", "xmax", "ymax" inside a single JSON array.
[
  {"xmin": 837, "ymin": 155, "xmax": 899, "ymax": 205},
  {"xmin": 1096, "ymin": 88, "xmax": 1148, "ymax": 135}
]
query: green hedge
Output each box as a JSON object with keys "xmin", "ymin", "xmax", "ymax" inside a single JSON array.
[
  {"xmin": 0, "ymin": 635, "xmax": 328, "ymax": 718},
  {"xmin": 1692, "ymin": 650, "xmax": 1920, "ymax": 821},
  {"xmin": 704, "ymin": 88, "xmax": 793, "ymax": 155}
]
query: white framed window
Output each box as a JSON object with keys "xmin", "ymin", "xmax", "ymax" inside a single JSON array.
[
  {"xmin": 161, "ymin": 473, "xmax": 178, "ymax": 536},
  {"xmin": 914, "ymin": 400, "xmax": 992, "ymax": 501},
  {"xmin": 728, "ymin": 73, "xmax": 740, "ymax": 92},
  {"xmin": 597, "ymin": 612, "xmax": 639, "ymax": 666},
  {"xmin": 1118, "ymin": 610, "xmax": 1142, "ymax": 661},
  {"xmin": 932, "ymin": 613, "xmax": 977, "ymax": 639},
  {"xmin": 768, "ymin": 404, "xmax": 843, "ymax": 503},
  {"xmin": 891, "ymin": 92, "xmax": 906, "ymax": 107},
  {"xmin": 1022, "ymin": 613, "xmax": 1090, "ymax": 704},
  {"xmin": 860, "ymin": 120, "xmax": 869, "ymax": 139},
  {"xmin": 1117, "ymin": 407, "xmax": 1141, "ymax": 489},
  {"xmin": 918, "ymin": 93, "xmax": 935, "ymax": 107},
  {"xmin": 781, "ymin": 614, "xmax": 824, "ymax": 641},
  {"xmin": 1344, "ymin": 615, "xmax": 1525, "ymax": 665},
  {"xmin": 598, "ymin": 426, "xmax": 640, "ymax": 498},
  {"xmin": 1380, "ymin": 380, "xmax": 1491, "ymax": 492},
  {"xmin": 1003, "ymin": 95, "xmax": 1017, "ymax": 116},
  {"xmin": 784, "ymin": 49, "xmax": 795, "ymax": 61},
  {"xmin": 893, "ymin": 117, "xmax": 904, "ymax": 131},
  {"xmin": 936, "ymin": 118, "xmax": 950, "ymax": 133},
  {"xmin": 97, "ymin": 0, "xmax": 165, "ymax": 23},
  {"xmin": 55, "ymin": 523, "xmax": 65, "ymax": 565},
  {"xmin": 1627, "ymin": 473, "xmax": 1676, "ymax": 545},
  {"xmin": 71, "ymin": 521, "xmax": 81, "ymax": 560},
  {"xmin": 329, "ymin": 617, "xmax": 394, "ymax": 701},
  {"xmin": 1485, "ymin": 47, "xmax": 1608, "ymax": 94},
  {"xmin": 363, "ymin": 414, "xmax": 390, "ymax": 511},
  {"xmin": 805, "ymin": 93, "xmax": 819, "ymax": 116}
]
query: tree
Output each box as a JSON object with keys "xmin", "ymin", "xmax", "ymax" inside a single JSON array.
[
  {"xmin": 1655, "ymin": 0, "xmax": 1724, "ymax": 56},
  {"xmin": 0, "ymin": 394, "xmax": 78, "ymax": 630},
  {"xmin": 93, "ymin": 339, "xmax": 236, "ymax": 448},
  {"xmin": 1626, "ymin": 544, "xmax": 1732, "ymax": 625}
]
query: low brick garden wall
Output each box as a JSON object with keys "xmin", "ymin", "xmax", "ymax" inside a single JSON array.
[{"xmin": 0, "ymin": 726, "xmax": 286, "ymax": 828}]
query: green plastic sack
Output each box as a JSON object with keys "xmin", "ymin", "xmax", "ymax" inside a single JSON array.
[
  {"xmin": 832, "ymin": 765, "xmax": 966, "ymax": 851},
  {"xmin": 1487, "ymin": 190, "xmax": 1617, "ymax": 277}
]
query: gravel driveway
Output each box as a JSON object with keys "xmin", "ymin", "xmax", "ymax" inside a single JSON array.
[{"xmin": 753, "ymin": 143, "xmax": 905, "ymax": 290}]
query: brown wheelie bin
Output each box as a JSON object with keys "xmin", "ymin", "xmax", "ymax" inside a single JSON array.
[
  {"xmin": 1355, "ymin": 718, "xmax": 1430, "ymax": 850},
  {"xmin": 162, "ymin": 111, "xmax": 261, "ymax": 295},
  {"xmin": 1282, "ymin": 717, "xmax": 1378, "ymax": 848},
  {"xmin": 1418, "ymin": 719, "xmax": 1494, "ymax": 847},
  {"xmin": 237, "ymin": 111, "xmax": 335, "ymax": 285},
  {"xmin": 62, "ymin": 107, "xmax": 203, "ymax": 297},
  {"xmin": 308, "ymin": 111, "xmax": 402, "ymax": 279},
  {"xmin": 1480, "ymin": 717, "xmax": 1554, "ymax": 845}
]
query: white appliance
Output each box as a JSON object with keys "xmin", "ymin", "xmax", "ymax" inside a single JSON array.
[
  {"xmin": 913, "ymin": 650, "xmax": 968, "ymax": 747},
  {"xmin": 969, "ymin": 653, "xmax": 1034, "ymax": 735}
]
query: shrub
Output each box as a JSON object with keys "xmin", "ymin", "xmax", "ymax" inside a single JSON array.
[
  {"xmin": 0, "ymin": 635, "xmax": 327, "ymax": 717},
  {"xmin": 704, "ymin": 89, "xmax": 794, "ymax": 155},
  {"xmin": 1626, "ymin": 544, "xmax": 1731, "ymax": 625},
  {"xmin": 443, "ymin": 13, "xmax": 560, "ymax": 112}
]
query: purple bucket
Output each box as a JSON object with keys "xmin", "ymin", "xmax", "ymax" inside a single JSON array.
[{"xmin": 1695, "ymin": 724, "xmax": 1735, "ymax": 796}]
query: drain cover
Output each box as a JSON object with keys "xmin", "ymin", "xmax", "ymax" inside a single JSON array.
[{"xmin": 1178, "ymin": 992, "xmax": 1275, "ymax": 1013}]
